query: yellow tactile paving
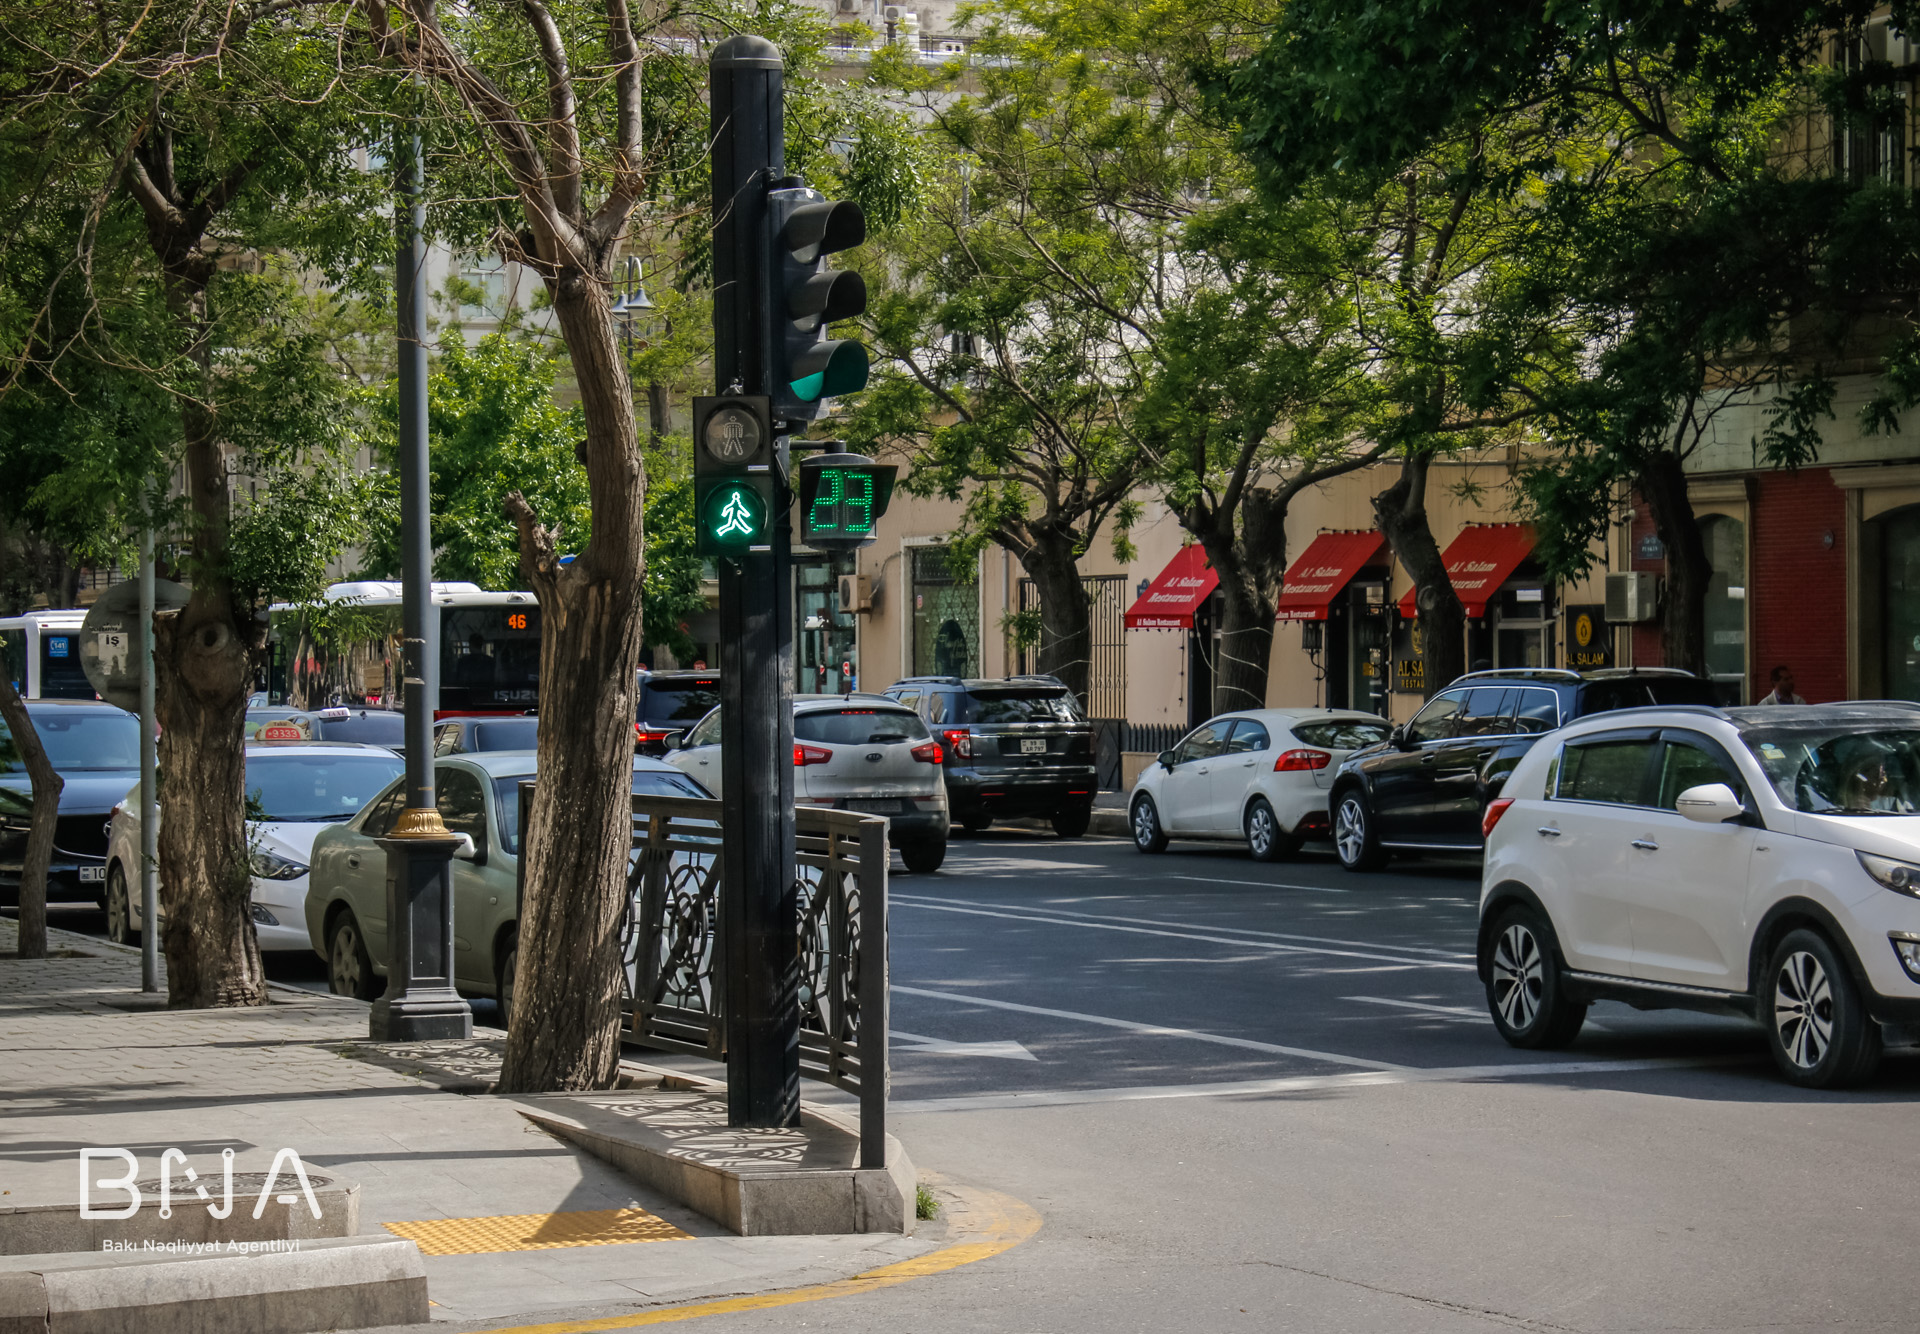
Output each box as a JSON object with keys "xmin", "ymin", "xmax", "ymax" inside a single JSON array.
[{"xmin": 383, "ymin": 1208, "xmax": 694, "ymax": 1256}]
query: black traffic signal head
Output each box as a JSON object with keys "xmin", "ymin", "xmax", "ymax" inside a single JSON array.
[
  {"xmin": 769, "ymin": 186, "xmax": 868, "ymax": 421},
  {"xmin": 692, "ymin": 395, "xmax": 778, "ymax": 556}
]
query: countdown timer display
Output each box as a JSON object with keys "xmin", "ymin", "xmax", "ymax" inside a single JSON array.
[{"xmin": 797, "ymin": 452, "xmax": 897, "ymax": 551}]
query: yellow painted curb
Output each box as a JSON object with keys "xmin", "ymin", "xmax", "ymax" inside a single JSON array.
[{"xmin": 460, "ymin": 1177, "xmax": 1041, "ymax": 1334}]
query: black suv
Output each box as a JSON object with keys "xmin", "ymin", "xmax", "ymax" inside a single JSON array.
[
  {"xmin": 884, "ymin": 675, "xmax": 1098, "ymax": 836},
  {"xmin": 1328, "ymin": 668, "xmax": 1720, "ymax": 871},
  {"xmin": 635, "ymin": 670, "xmax": 721, "ymax": 756}
]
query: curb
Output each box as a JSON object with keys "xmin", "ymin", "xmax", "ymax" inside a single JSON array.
[{"xmin": 450, "ymin": 1175, "xmax": 1041, "ymax": 1333}]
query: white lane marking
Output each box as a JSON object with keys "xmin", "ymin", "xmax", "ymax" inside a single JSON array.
[
  {"xmin": 890, "ymin": 897, "xmax": 1473, "ymax": 972},
  {"xmin": 949, "ymin": 857, "xmax": 1110, "ymax": 874},
  {"xmin": 891, "ymin": 1030, "xmax": 1039, "ymax": 1061},
  {"xmin": 1167, "ymin": 873, "xmax": 1349, "ymax": 895},
  {"xmin": 1346, "ymin": 996, "xmax": 1490, "ymax": 1021},
  {"xmin": 895, "ymin": 893, "xmax": 1473, "ymax": 960},
  {"xmin": 890, "ymin": 1055, "xmax": 1762, "ymax": 1114},
  {"xmin": 892, "ymin": 984, "xmax": 1409, "ymax": 1072}
]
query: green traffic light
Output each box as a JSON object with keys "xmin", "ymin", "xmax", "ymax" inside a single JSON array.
[
  {"xmin": 788, "ymin": 339, "xmax": 869, "ymax": 402},
  {"xmin": 700, "ymin": 480, "xmax": 768, "ymax": 547}
]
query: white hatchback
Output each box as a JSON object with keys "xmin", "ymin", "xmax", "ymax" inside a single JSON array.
[
  {"xmin": 666, "ymin": 694, "xmax": 950, "ymax": 872},
  {"xmin": 1480, "ymin": 702, "xmax": 1920, "ymax": 1087},
  {"xmin": 1128, "ymin": 708, "xmax": 1390, "ymax": 860}
]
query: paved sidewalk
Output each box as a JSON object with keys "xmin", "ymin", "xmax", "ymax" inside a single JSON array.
[{"xmin": 0, "ymin": 919, "xmax": 933, "ymax": 1328}]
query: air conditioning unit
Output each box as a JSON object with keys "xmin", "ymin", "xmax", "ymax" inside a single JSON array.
[
  {"xmin": 838, "ymin": 574, "xmax": 873, "ymax": 614},
  {"xmin": 839, "ymin": 0, "xmax": 857, "ymax": 11},
  {"xmin": 881, "ymin": 4, "xmax": 904, "ymax": 21},
  {"xmin": 1605, "ymin": 571, "xmax": 1659, "ymax": 624}
]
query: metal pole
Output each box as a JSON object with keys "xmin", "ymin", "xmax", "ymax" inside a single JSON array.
[
  {"xmin": 138, "ymin": 524, "xmax": 158, "ymax": 993},
  {"xmin": 711, "ymin": 36, "xmax": 800, "ymax": 1129},
  {"xmin": 371, "ymin": 120, "xmax": 471, "ymax": 1043}
]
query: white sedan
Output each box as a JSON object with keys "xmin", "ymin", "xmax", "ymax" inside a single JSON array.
[
  {"xmin": 1128, "ymin": 708, "xmax": 1389, "ymax": 860},
  {"xmin": 104, "ymin": 741, "xmax": 406, "ymax": 951}
]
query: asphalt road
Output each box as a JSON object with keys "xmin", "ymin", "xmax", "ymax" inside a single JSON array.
[{"xmin": 37, "ymin": 828, "xmax": 1920, "ymax": 1331}]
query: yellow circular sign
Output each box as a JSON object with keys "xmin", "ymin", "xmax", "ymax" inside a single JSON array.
[{"xmin": 1574, "ymin": 612, "xmax": 1594, "ymax": 648}]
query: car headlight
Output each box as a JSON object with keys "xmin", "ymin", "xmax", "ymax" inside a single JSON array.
[
  {"xmin": 1857, "ymin": 851, "xmax": 1920, "ymax": 898},
  {"xmin": 249, "ymin": 849, "xmax": 309, "ymax": 881}
]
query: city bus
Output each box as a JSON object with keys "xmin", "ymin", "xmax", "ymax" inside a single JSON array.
[
  {"xmin": 266, "ymin": 581, "xmax": 542, "ymax": 717},
  {"xmin": 0, "ymin": 610, "xmax": 96, "ymax": 699}
]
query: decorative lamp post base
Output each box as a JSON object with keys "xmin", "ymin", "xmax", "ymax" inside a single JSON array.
[{"xmin": 369, "ymin": 814, "xmax": 473, "ymax": 1042}]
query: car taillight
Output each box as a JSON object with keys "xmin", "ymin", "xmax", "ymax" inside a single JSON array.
[
  {"xmin": 941, "ymin": 729, "xmax": 972, "ymax": 759},
  {"xmin": 634, "ymin": 726, "xmax": 672, "ymax": 744},
  {"xmin": 794, "ymin": 744, "xmax": 832, "ymax": 766},
  {"xmin": 1481, "ymin": 798, "xmax": 1515, "ymax": 839},
  {"xmin": 911, "ymin": 741, "xmax": 943, "ymax": 764},
  {"xmin": 1274, "ymin": 748, "xmax": 1331, "ymax": 772}
]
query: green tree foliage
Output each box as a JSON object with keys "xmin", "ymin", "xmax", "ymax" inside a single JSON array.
[{"xmin": 1214, "ymin": 0, "xmax": 1920, "ymax": 679}]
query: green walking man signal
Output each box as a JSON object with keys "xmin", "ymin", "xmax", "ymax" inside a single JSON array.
[{"xmin": 693, "ymin": 395, "xmax": 777, "ymax": 556}]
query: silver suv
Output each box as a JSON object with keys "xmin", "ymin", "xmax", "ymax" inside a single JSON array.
[{"xmin": 667, "ymin": 694, "xmax": 949, "ymax": 872}]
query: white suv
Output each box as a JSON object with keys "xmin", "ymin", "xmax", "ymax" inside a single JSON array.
[{"xmin": 1479, "ymin": 702, "xmax": 1920, "ymax": 1088}]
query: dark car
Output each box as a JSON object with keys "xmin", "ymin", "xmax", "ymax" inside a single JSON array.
[
  {"xmin": 432, "ymin": 715, "xmax": 539, "ymax": 755},
  {"xmin": 1328, "ymin": 668, "xmax": 1721, "ymax": 871},
  {"xmin": 883, "ymin": 674, "xmax": 1098, "ymax": 836},
  {"xmin": 635, "ymin": 670, "xmax": 721, "ymax": 756},
  {"xmin": 0, "ymin": 699, "xmax": 142, "ymax": 908}
]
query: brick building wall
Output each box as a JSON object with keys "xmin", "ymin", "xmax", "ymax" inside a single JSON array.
[{"xmin": 1749, "ymin": 468, "xmax": 1848, "ymax": 702}]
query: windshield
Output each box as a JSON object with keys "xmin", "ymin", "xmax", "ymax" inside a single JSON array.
[
  {"xmin": 440, "ymin": 605, "xmax": 541, "ymax": 710},
  {"xmin": 0, "ymin": 708, "xmax": 140, "ymax": 772},
  {"xmin": 1742, "ymin": 726, "xmax": 1920, "ymax": 815},
  {"xmin": 640, "ymin": 679, "xmax": 722, "ymax": 723},
  {"xmin": 245, "ymin": 752, "xmax": 407, "ymax": 822},
  {"xmin": 795, "ymin": 708, "xmax": 929, "ymax": 744},
  {"xmin": 1291, "ymin": 720, "xmax": 1389, "ymax": 750},
  {"xmin": 492, "ymin": 767, "xmax": 711, "ymax": 854},
  {"xmin": 958, "ymin": 689, "xmax": 1084, "ymax": 724},
  {"xmin": 470, "ymin": 718, "xmax": 539, "ymax": 750}
]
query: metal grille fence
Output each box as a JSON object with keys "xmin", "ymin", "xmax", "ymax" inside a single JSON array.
[
  {"xmin": 1018, "ymin": 573, "xmax": 1127, "ymax": 788},
  {"xmin": 614, "ymin": 791, "xmax": 889, "ymax": 1166}
]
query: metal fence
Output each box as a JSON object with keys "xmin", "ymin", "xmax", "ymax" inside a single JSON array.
[
  {"xmin": 1018, "ymin": 574, "xmax": 1128, "ymax": 788},
  {"xmin": 1123, "ymin": 722, "xmax": 1186, "ymax": 756},
  {"xmin": 617, "ymin": 792, "xmax": 889, "ymax": 1166}
]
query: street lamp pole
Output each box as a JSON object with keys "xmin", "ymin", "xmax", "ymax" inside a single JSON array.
[{"xmin": 371, "ymin": 122, "xmax": 472, "ymax": 1043}]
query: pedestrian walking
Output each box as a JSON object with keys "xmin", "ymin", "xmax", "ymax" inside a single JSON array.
[{"xmin": 1757, "ymin": 665, "xmax": 1807, "ymax": 705}]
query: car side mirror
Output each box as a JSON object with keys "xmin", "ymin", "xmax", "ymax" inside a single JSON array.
[
  {"xmin": 451, "ymin": 832, "xmax": 483, "ymax": 863},
  {"xmin": 1675, "ymin": 782, "xmax": 1746, "ymax": 825},
  {"xmin": 1390, "ymin": 725, "xmax": 1413, "ymax": 751},
  {"xmin": 1158, "ymin": 749, "xmax": 1177, "ymax": 769}
]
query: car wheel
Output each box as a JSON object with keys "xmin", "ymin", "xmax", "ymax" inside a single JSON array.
[
  {"xmin": 1245, "ymin": 798, "xmax": 1300, "ymax": 863},
  {"xmin": 327, "ymin": 911, "xmax": 381, "ymax": 1002},
  {"xmin": 496, "ymin": 934, "xmax": 518, "ymax": 1029},
  {"xmin": 1051, "ymin": 804, "xmax": 1092, "ymax": 838},
  {"xmin": 1764, "ymin": 929, "xmax": 1882, "ymax": 1089},
  {"xmin": 1332, "ymin": 791, "xmax": 1389, "ymax": 872},
  {"xmin": 105, "ymin": 863, "xmax": 138, "ymax": 947},
  {"xmin": 900, "ymin": 837, "xmax": 948, "ymax": 873},
  {"xmin": 1485, "ymin": 905, "xmax": 1586, "ymax": 1049},
  {"xmin": 960, "ymin": 812, "xmax": 992, "ymax": 833},
  {"xmin": 1130, "ymin": 794, "xmax": 1168, "ymax": 854}
]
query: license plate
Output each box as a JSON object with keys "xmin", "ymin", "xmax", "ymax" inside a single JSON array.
[
  {"xmin": 1020, "ymin": 738, "xmax": 1048, "ymax": 754},
  {"xmin": 845, "ymin": 799, "xmax": 900, "ymax": 813},
  {"xmin": 78, "ymin": 866, "xmax": 106, "ymax": 883}
]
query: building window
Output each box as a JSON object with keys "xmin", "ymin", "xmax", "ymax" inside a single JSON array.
[
  {"xmin": 1873, "ymin": 504, "xmax": 1920, "ymax": 702},
  {"xmin": 911, "ymin": 545, "xmax": 978, "ymax": 678},
  {"xmin": 1702, "ymin": 513, "xmax": 1747, "ymax": 704}
]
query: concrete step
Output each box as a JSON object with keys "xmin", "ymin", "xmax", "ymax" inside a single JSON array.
[{"xmin": 0, "ymin": 1235, "xmax": 425, "ymax": 1334}]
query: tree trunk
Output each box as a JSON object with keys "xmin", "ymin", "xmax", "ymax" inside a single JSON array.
[
  {"xmin": 1374, "ymin": 454, "xmax": 1464, "ymax": 700},
  {"xmin": 1015, "ymin": 533, "xmax": 1093, "ymax": 705},
  {"xmin": 1192, "ymin": 485, "xmax": 1293, "ymax": 715},
  {"xmin": 1639, "ymin": 451, "xmax": 1709, "ymax": 678},
  {"xmin": 0, "ymin": 676, "xmax": 59, "ymax": 959},
  {"xmin": 148, "ymin": 242, "xmax": 266, "ymax": 1009},
  {"xmin": 497, "ymin": 268, "xmax": 647, "ymax": 1095}
]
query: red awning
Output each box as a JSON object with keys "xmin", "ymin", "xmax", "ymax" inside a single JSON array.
[
  {"xmin": 1124, "ymin": 545, "xmax": 1219, "ymax": 629},
  {"xmin": 1274, "ymin": 531, "xmax": 1388, "ymax": 622},
  {"xmin": 1397, "ymin": 523, "xmax": 1536, "ymax": 619}
]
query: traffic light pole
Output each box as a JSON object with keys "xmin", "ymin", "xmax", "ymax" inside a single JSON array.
[{"xmin": 710, "ymin": 35, "xmax": 800, "ymax": 1129}]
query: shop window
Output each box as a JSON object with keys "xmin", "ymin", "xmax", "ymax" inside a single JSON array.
[
  {"xmin": 1701, "ymin": 514, "xmax": 1747, "ymax": 704},
  {"xmin": 1875, "ymin": 504, "xmax": 1920, "ymax": 702}
]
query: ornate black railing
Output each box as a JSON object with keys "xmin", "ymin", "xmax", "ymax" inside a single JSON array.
[{"xmin": 619, "ymin": 792, "xmax": 889, "ymax": 1167}]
